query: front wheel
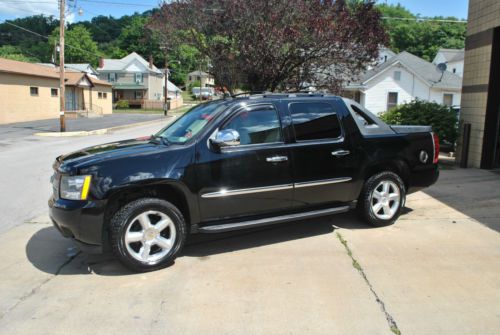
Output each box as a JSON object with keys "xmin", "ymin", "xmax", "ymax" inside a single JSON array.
[
  {"xmin": 358, "ymin": 171, "xmax": 406, "ymax": 227},
  {"xmin": 110, "ymin": 198, "xmax": 187, "ymax": 272}
]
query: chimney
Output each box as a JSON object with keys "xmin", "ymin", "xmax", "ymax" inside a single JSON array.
[
  {"xmin": 149, "ymin": 55, "xmax": 153, "ymax": 69},
  {"xmin": 99, "ymin": 57, "xmax": 104, "ymax": 69}
]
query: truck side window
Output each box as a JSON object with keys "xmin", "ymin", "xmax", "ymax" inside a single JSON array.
[
  {"xmin": 289, "ymin": 102, "xmax": 341, "ymax": 141},
  {"xmin": 222, "ymin": 105, "xmax": 282, "ymax": 145}
]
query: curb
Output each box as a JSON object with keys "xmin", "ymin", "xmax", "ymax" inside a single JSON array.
[{"xmin": 34, "ymin": 116, "xmax": 175, "ymax": 137}]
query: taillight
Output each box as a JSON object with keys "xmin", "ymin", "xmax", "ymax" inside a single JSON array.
[{"xmin": 432, "ymin": 132, "xmax": 439, "ymax": 164}]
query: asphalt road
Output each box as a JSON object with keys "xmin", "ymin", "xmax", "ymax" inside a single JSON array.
[{"xmin": 0, "ymin": 120, "xmax": 169, "ymax": 234}]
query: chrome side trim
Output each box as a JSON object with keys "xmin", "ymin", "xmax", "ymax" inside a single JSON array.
[
  {"xmin": 198, "ymin": 205, "xmax": 351, "ymax": 233},
  {"xmin": 294, "ymin": 177, "xmax": 352, "ymax": 188},
  {"xmin": 201, "ymin": 184, "xmax": 294, "ymax": 198}
]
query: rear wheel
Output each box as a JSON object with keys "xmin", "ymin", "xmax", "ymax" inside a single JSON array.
[
  {"xmin": 358, "ymin": 171, "xmax": 405, "ymax": 227},
  {"xmin": 110, "ymin": 198, "xmax": 187, "ymax": 272}
]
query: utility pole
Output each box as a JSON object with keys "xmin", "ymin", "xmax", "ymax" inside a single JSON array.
[
  {"xmin": 59, "ymin": 0, "xmax": 66, "ymax": 132},
  {"xmin": 164, "ymin": 58, "xmax": 169, "ymax": 116}
]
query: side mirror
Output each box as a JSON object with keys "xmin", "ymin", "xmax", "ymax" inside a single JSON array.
[{"xmin": 211, "ymin": 129, "xmax": 240, "ymax": 149}]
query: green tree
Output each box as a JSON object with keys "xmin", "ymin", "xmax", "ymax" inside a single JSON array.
[
  {"xmin": 380, "ymin": 99, "xmax": 458, "ymax": 145},
  {"xmin": 0, "ymin": 15, "xmax": 57, "ymax": 62},
  {"xmin": 117, "ymin": 16, "xmax": 164, "ymax": 64},
  {"xmin": 167, "ymin": 43, "xmax": 201, "ymax": 86},
  {"xmin": 0, "ymin": 45, "xmax": 39, "ymax": 62},
  {"xmin": 50, "ymin": 25, "xmax": 100, "ymax": 66},
  {"xmin": 377, "ymin": 3, "xmax": 466, "ymax": 61}
]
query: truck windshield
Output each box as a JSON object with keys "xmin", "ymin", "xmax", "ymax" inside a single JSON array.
[{"xmin": 156, "ymin": 102, "xmax": 226, "ymax": 144}]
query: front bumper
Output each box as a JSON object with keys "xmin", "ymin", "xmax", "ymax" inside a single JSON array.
[{"xmin": 49, "ymin": 197, "xmax": 107, "ymax": 254}]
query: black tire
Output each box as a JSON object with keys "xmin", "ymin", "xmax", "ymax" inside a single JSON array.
[
  {"xmin": 110, "ymin": 198, "xmax": 187, "ymax": 272},
  {"xmin": 358, "ymin": 171, "xmax": 406, "ymax": 227}
]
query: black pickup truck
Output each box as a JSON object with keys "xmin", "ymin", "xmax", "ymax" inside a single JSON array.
[{"xmin": 49, "ymin": 94, "xmax": 439, "ymax": 271}]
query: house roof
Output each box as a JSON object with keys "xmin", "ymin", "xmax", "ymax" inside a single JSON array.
[
  {"xmin": 351, "ymin": 51, "xmax": 462, "ymax": 90},
  {"xmin": 66, "ymin": 63, "xmax": 98, "ymax": 74},
  {"xmin": 0, "ymin": 58, "xmax": 110, "ymax": 86},
  {"xmin": 64, "ymin": 72, "xmax": 111, "ymax": 87},
  {"xmin": 188, "ymin": 70, "xmax": 211, "ymax": 77},
  {"xmin": 0, "ymin": 57, "xmax": 59, "ymax": 79},
  {"xmin": 98, "ymin": 52, "xmax": 162, "ymax": 74},
  {"xmin": 435, "ymin": 48, "xmax": 465, "ymax": 63},
  {"xmin": 166, "ymin": 81, "xmax": 182, "ymax": 92}
]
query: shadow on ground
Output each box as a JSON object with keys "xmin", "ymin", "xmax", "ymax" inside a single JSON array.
[
  {"xmin": 26, "ymin": 212, "xmax": 379, "ymax": 276},
  {"xmin": 423, "ymin": 168, "xmax": 500, "ymax": 233}
]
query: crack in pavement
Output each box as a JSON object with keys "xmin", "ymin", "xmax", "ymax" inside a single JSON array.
[
  {"xmin": 336, "ymin": 231, "xmax": 401, "ymax": 335},
  {"xmin": 0, "ymin": 251, "xmax": 82, "ymax": 321}
]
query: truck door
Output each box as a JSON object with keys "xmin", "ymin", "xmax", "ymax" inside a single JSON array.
[
  {"xmin": 196, "ymin": 103, "xmax": 294, "ymax": 222},
  {"xmin": 287, "ymin": 101, "xmax": 358, "ymax": 208}
]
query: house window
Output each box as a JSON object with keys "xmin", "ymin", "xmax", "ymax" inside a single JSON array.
[
  {"xmin": 98, "ymin": 92, "xmax": 103, "ymax": 99},
  {"xmin": 394, "ymin": 71, "xmax": 401, "ymax": 81},
  {"xmin": 387, "ymin": 92, "xmax": 398, "ymax": 110},
  {"xmin": 453, "ymin": 68, "xmax": 457, "ymax": 73},
  {"xmin": 103, "ymin": 92, "xmax": 107, "ymax": 99},
  {"xmin": 108, "ymin": 73, "xmax": 116, "ymax": 82},
  {"xmin": 51, "ymin": 88, "xmax": 58, "ymax": 97},
  {"xmin": 135, "ymin": 73, "xmax": 143, "ymax": 83},
  {"xmin": 443, "ymin": 93, "xmax": 453, "ymax": 107},
  {"xmin": 134, "ymin": 91, "xmax": 143, "ymax": 99},
  {"xmin": 189, "ymin": 76, "xmax": 192, "ymax": 81},
  {"xmin": 197, "ymin": 76, "xmax": 201, "ymax": 81},
  {"xmin": 30, "ymin": 87, "xmax": 39, "ymax": 96}
]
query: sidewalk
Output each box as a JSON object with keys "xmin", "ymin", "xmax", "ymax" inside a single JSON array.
[
  {"xmin": 0, "ymin": 168, "xmax": 499, "ymax": 334},
  {"xmin": 0, "ymin": 113, "xmax": 173, "ymax": 140}
]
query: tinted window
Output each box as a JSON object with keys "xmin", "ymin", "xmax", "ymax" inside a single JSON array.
[
  {"xmin": 289, "ymin": 102, "xmax": 341, "ymax": 141},
  {"xmin": 222, "ymin": 105, "xmax": 282, "ymax": 145}
]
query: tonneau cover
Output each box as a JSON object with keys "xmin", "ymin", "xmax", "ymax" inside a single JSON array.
[{"xmin": 391, "ymin": 125, "xmax": 432, "ymax": 134}]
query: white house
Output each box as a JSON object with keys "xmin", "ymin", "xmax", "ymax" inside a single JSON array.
[
  {"xmin": 343, "ymin": 51, "xmax": 462, "ymax": 114},
  {"xmin": 432, "ymin": 48, "xmax": 464, "ymax": 77},
  {"xmin": 97, "ymin": 52, "xmax": 183, "ymax": 109}
]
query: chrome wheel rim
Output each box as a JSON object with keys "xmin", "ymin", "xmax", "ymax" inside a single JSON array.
[
  {"xmin": 124, "ymin": 210, "xmax": 176, "ymax": 264},
  {"xmin": 370, "ymin": 180, "xmax": 401, "ymax": 220}
]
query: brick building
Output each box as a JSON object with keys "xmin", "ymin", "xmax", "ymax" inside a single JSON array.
[{"xmin": 456, "ymin": 0, "xmax": 500, "ymax": 168}]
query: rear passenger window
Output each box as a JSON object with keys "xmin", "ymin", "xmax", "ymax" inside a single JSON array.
[
  {"xmin": 222, "ymin": 105, "xmax": 282, "ymax": 145},
  {"xmin": 289, "ymin": 102, "xmax": 342, "ymax": 141}
]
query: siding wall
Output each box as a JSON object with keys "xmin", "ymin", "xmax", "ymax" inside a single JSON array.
[
  {"xmin": 362, "ymin": 65, "xmax": 430, "ymax": 114},
  {"xmin": 0, "ymin": 73, "xmax": 60, "ymax": 123}
]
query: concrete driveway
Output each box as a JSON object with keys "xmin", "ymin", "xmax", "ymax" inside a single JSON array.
[{"xmin": 0, "ymin": 168, "xmax": 499, "ymax": 335}]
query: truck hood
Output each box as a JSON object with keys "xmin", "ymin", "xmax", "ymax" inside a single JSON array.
[{"xmin": 56, "ymin": 136, "xmax": 164, "ymax": 172}]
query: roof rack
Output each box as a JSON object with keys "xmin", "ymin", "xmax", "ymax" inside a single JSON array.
[{"xmin": 230, "ymin": 91, "xmax": 329, "ymax": 99}]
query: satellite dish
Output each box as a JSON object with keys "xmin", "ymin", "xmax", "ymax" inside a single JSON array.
[{"xmin": 437, "ymin": 63, "xmax": 447, "ymax": 72}]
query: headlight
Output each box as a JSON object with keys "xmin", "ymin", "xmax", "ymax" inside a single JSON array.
[{"xmin": 60, "ymin": 175, "xmax": 92, "ymax": 200}]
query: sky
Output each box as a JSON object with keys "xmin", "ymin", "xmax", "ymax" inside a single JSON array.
[{"xmin": 0, "ymin": 0, "xmax": 469, "ymax": 23}]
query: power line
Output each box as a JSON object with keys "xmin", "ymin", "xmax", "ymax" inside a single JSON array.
[
  {"xmin": 3, "ymin": 21, "xmax": 102, "ymax": 60},
  {"xmin": 382, "ymin": 16, "xmax": 467, "ymax": 24}
]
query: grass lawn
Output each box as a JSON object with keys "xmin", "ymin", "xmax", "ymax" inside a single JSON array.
[
  {"xmin": 113, "ymin": 104, "xmax": 193, "ymax": 116},
  {"xmin": 113, "ymin": 108, "xmax": 164, "ymax": 114}
]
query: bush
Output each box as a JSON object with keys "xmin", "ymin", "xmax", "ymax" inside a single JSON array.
[
  {"xmin": 379, "ymin": 99, "xmax": 458, "ymax": 145},
  {"xmin": 115, "ymin": 100, "xmax": 129, "ymax": 109}
]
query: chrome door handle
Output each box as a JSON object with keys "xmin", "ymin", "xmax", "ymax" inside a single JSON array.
[
  {"xmin": 331, "ymin": 150, "xmax": 350, "ymax": 157},
  {"xmin": 266, "ymin": 156, "xmax": 288, "ymax": 162}
]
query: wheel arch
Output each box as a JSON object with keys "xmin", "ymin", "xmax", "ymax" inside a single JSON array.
[
  {"xmin": 102, "ymin": 180, "xmax": 198, "ymax": 246},
  {"xmin": 362, "ymin": 158, "xmax": 410, "ymax": 191}
]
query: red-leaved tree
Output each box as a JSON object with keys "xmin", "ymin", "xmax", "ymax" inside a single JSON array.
[{"xmin": 151, "ymin": 0, "xmax": 387, "ymax": 93}]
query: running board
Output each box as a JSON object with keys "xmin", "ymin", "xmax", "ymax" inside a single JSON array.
[{"xmin": 197, "ymin": 205, "xmax": 350, "ymax": 233}]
